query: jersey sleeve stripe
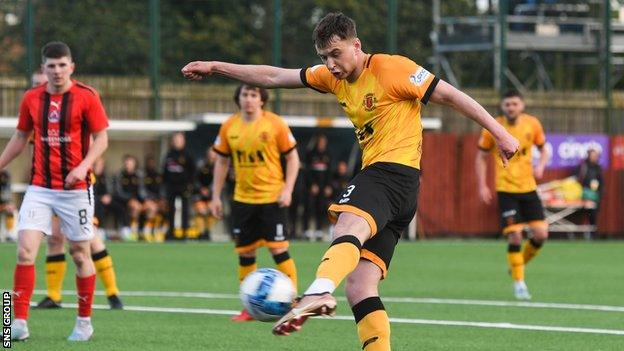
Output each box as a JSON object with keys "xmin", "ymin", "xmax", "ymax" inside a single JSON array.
[
  {"xmin": 212, "ymin": 146, "xmax": 230, "ymax": 157},
  {"xmin": 420, "ymin": 77, "xmax": 440, "ymax": 105},
  {"xmin": 280, "ymin": 144, "xmax": 297, "ymax": 155},
  {"xmin": 299, "ymin": 68, "xmax": 327, "ymax": 94}
]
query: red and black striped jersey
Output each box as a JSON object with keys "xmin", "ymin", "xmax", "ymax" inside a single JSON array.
[{"xmin": 17, "ymin": 80, "xmax": 109, "ymax": 190}]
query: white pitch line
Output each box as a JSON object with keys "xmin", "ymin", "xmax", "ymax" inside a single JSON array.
[
  {"xmin": 24, "ymin": 289, "xmax": 624, "ymax": 313},
  {"xmin": 31, "ymin": 302, "xmax": 624, "ymax": 336}
]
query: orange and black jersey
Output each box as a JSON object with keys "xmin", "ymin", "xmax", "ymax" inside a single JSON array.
[
  {"xmin": 93, "ymin": 173, "xmax": 111, "ymax": 197},
  {"xmin": 113, "ymin": 170, "xmax": 143, "ymax": 202},
  {"xmin": 478, "ymin": 114, "xmax": 546, "ymax": 193},
  {"xmin": 143, "ymin": 168, "xmax": 163, "ymax": 199},
  {"xmin": 213, "ymin": 111, "xmax": 296, "ymax": 204},
  {"xmin": 195, "ymin": 160, "xmax": 214, "ymax": 192},
  {"xmin": 300, "ymin": 54, "xmax": 438, "ymax": 170}
]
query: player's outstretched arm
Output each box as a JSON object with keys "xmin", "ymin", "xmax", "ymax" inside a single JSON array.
[
  {"xmin": 0, "ymin": 130, "xmax": 31, "ymax": 171},
  {"xmin": 181, "ymin": 61, "xmax": 304, "ymax": 89},
  {"xmin": 429, "ymin": 80, "xmax": 519, "ymax": 166}
]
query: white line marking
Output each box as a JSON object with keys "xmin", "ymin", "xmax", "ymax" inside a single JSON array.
[
  {"xmin": 25, "ymin": 289, "xmax": 624, "ymax": 313},
  {"xmin": 28, "ymin": 301, "xmax": 624, "ymax": 336}
]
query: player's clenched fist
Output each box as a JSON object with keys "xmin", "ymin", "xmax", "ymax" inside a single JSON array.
[{"xmin": 181, "ymin": 61, "xmax": 215, "ymax": 81}]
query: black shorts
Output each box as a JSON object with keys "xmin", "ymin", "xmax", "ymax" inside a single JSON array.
[
  {"xmin": 497, "ymin": 191, "xmax": 546, "ymax": 233},
  {"xmin": 231, "ymin": 201, "xmax": 288, "ymax": 253},
  {"xmin": 328, "ymin": 162, "xmax": 420, "ymax": 277}
]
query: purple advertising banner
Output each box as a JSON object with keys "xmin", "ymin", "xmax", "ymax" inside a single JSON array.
[{"xmin": 533, "ymin": 134, "xmax": 610, "ymax": 169}]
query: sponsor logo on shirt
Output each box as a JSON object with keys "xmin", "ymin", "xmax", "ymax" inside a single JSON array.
[{"xmin": 410, "ymin": 67, "xmax": 431, "ymax": 87}]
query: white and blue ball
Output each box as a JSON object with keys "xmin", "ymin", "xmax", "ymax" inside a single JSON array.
[{"xmin": 239, "ymin": 268, "xmax": 296, "ymax": 322}]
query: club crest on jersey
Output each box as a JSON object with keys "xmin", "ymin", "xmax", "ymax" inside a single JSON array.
[
  {"xmin": 362, "ymin": 93, "xmax": 377, "ymax": 112},
  {"xmin": 260, "ymin": 131, "xmax": 269, "ymax": 142},
  {"xmin": 48, "ymin": 110, "xmax": 60, "ymax": 123}
]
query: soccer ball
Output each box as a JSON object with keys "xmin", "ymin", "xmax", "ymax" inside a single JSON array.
[{"xmin": 239, "ymin": 268, "xmax": 296, "ymax": 322}]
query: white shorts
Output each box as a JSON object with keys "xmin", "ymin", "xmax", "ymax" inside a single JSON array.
[{"xmin": 18, "ymin": 185, "xmax": 95, "ymax": 241}]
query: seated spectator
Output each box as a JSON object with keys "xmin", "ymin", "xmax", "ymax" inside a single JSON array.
[
  {"xmin": 193, "ymin": 148, "xmax": 217, "ymax": 240},
  {"xmin": 142, "ymin": 155, "xmax": 166, "ymax": 242},
  {"xmin": 113, "ymin": 155, "xmax": 144, "ymax": 241},
  {"xmin": 0, "ymin": 170, "xmax": 15, "ymax": 240}
]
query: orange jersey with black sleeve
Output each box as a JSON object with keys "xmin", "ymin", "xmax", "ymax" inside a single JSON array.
[
  {"xmin": 478, "ymin": 114, "xmax": 546, "ymax": 193},
  {"xmin": 300, "ymin": 54, "xmax": 439, "ymax": 170},
  {"xmin": 212, "ymin": 111, "xmax": 297, "ymax": 204}
]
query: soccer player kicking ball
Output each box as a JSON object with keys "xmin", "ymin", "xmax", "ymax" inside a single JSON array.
[
  {"xmin": 210, "ymin": 84, "xmax": 300, "ymax": 321},
  {"xmin": 182, "ymin": 13, "xmax": 518, "ymax": 350},
  {"xmin": 476, "ymin": 90, "xmax": 550, "ymax": 300},
  {"xmin": 4, "ymin": 41, "xmax": 109, "ymax": 342}
]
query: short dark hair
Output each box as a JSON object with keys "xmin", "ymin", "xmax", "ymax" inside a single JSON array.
[
  {"xmin": 41, "ymin": 41, "xmax": 72, "ymax": 62},
  {"xmin": 313, "ymin": 12, "xmax": 357, "ymax": 49},
  {"xmin": 502, "ymin": 90, "xmax": 523, "ymax": 100},
  {"xmin": 233, "ymin": 84, "xmax": 269, "ymax": 108}
]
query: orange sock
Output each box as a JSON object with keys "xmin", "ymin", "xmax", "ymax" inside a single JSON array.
[
  {"xmin": 315, "ymin": 235, "xmax": 362, "ymax": 289},
  {"xmin": 238, "ymin": 256, "xmax": 257, "ymax": 283},
  {"xmin": 507, "ymin": 243, "xmax": 525, "ymax": 281},
  {"xmin": 273, "ymin": 251, "xmax": 298, "ymax": 292}
]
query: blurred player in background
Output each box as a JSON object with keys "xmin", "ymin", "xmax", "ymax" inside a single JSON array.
[
  {"xmin": 113, "ymin": 154, "xmax": 144, "ymax": 241},
  {"xmin": 0, "ymin": 169, "xmax": 16, "ymax": 240},
  {"xmin": 142, "ymin": 154, "xmax": 166, "ymax": 242},
  {"xmin": 304, "ymin": 133, "xmax": 332, "ymax": 240},
  {"xmin": 163, "ymin": 132, "xmax": 195, "ymax": 240},
  {"xmin": 183, "ymin": 12, "xmax": 518, "ymax": 350},
  {"xmin": 4, "ymin": 41, "xmax": 109, "ymax": 341},
  {"xmin": 210, "ymin": 84, "xmax": 300, "ymax": 321},
  {"xmin": 476, "ymin": 90, "xmax": 550, "ymax": 300},
  {"xmin": 193, "ymin": 148, "xmax": 217, "ymax": 240}
]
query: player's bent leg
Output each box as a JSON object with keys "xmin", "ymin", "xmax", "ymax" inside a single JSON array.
[
  {"xmin": 346, "ymin": 261, "xmax": 390, "ymax": 351},
  {"xmin": 524, "ymin": 221, "xmax": 548, "ymax": 265},
  {"xmin": 90, "ymin": 235, "xmax": 123, "ymax": 309},
  {"xmin": 272, "ymin": 213, "xmax": 370, "ymax": 336},
  {"xmin": 68, "ymin": 240, "xmax": 95, "ymax": 341},
  {"xmin": 232, "ymin": 249, "xmax": 258, "ymax": 322},
  {"xmin": 38, "ymin": 219, "xmax": 66, "ymax": 308},
  {"xmin": 506, "ymin": 230, "xmax": 531, "ymax": 300},
  {"xmin": 269, "ymin": 247, "xmax": 298, "ymax": 292}
]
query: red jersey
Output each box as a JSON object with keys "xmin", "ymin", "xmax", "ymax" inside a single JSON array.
[{"xmin": 17, "ymin": 80, "xmax": 109, "ymax": 190}]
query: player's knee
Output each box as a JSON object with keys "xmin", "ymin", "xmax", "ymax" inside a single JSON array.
[
  {"xmin": 90, "ymin": 235, "xmax": 105, "ymax": 253},
  {"xmin": 532, "ymin": 228, "xmax": 548, "ymax": 242},
  {"xmin": 16, "ymin": 246, "xmax": 37, "ymax": 264},
  {"xmin": 345, "ymin": 279, "xmax": 377, "ymax": 307},
  {"xmin": 48, "ymin": 232, "xmax": 64, "ymax": 247},
  {"xmin": 70, "ymin": 250, "xmax": 91, "ymax": 266},
  {"xmin": 345, "ymin": 270, "xmax": 379, "ymax": 306},
  {"xmin": 239, "ymin": 250, "xmax": 256, "ymax": 258},
  {"xmin": 507, "ymin": 232, "xmax": 523, "ymax": 245},
  {"xmin": 333, "ymin": 213, "xmax": 371, "ymax": 240},
  {"xmin": 268, "ymin": 247, "xmax": 287, "ymax": 256}
]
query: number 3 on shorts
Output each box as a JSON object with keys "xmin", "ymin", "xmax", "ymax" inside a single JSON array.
[{"xmin": 78, "ymin": 209, "xmax": 88, "ymax": 225}]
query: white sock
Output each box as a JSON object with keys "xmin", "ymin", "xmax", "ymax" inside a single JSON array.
[{"xmin": 304, "ymin": 278, "xmax": 336, "ymax": 295}]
